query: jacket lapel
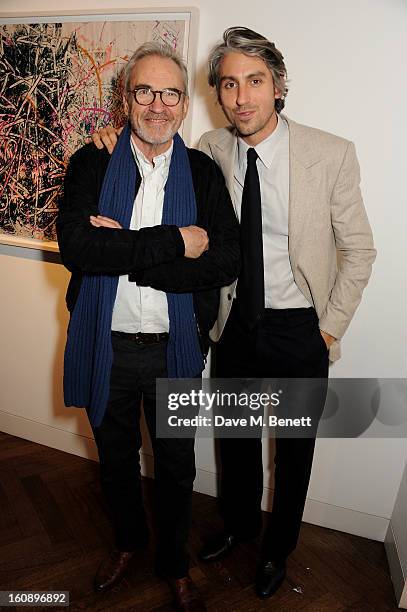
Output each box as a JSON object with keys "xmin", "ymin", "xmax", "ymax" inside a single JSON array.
[
  {"xmin": 208, "ymin": 128, "xmax": 238, "ymax": 214},
  {"xmin": 208, "ymin": 117, "xmax": 322, "ymax": 262},
  {"xmin": 285, "ymin": 116, "xmax": 322, "ymax": 262}
]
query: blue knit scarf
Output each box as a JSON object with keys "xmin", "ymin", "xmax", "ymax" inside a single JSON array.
[{"xmin": 63, "ymin": 123, "xmax": 204, "ymax": 427}]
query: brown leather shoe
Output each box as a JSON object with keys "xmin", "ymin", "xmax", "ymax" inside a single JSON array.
[
  {"xmin": 168, "ymin": 575, "xmax": 206, "ymax": 612},
  {"xmin": 94, "ymin": 550, "xmax": 135, "ymax": 592}
]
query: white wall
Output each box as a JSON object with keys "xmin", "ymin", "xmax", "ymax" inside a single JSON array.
[
  {"xmin": 386, "ymin": 459, "xmax": 407, "ymax": 608},
  {"xmin": 1, "ymin": 0, "xmax": 406, "ymax": 542}
]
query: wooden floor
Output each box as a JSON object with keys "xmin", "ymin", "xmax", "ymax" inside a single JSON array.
[{"xmin": 0, "ymin": 432, "xmax": 397, "ymax": 611}]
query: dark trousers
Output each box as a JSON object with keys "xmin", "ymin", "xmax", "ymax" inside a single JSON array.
[
  {"xmin": 215, "ymin": 303, "xmax": 329, "ymax": 562},
  {"xmin": 92, "ymin": 334, "xmax": 196, "ymax": 579}
]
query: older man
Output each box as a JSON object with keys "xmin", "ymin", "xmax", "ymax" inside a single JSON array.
[
  {"xmin": 58, "ymin": 42, "xmax": 239, "ymax": 612},
  {"xmin": 92, "ymin": 26, "xmax": 375, "ymax": 600}
]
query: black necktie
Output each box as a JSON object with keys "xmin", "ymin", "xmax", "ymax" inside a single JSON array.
[{"xmin": 236, "ymin": 147, "xmax": 264, "ymax": 329}]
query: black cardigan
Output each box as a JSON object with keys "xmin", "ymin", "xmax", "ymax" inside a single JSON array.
[{"xmin": 57, "ymin": 142, "xmax": 240, "ymax": 353}]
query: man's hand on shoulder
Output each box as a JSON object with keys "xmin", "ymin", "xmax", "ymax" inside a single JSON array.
[
  {"xmin": 90, "ymin": 215, "xmax": 122, "ymax": 229},
  {"xmin": 88, "ymin": 125, "xmax": 123, "ymax": 154},
  {"xmin": 179, "ymin": 226, "xmax": 209, "ymax": 259}
]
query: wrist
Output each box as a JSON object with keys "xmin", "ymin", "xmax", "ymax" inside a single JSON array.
[{"xmin": 171, "ymin": 226, "xmax": 185, "ymax": 256}]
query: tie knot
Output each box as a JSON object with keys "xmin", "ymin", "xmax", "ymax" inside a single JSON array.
[{"xmin": 247, "ymin": 147, "xmax": 258, "ymax": 165}]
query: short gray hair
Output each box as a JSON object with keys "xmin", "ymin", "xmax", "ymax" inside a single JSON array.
[
  {"xmin": 208, "ymin": 27, "xmax": 288, "ymax": 113},
  {"xmin": 123, "ymin": 42, "xmax": 189, "ymax": 96}
]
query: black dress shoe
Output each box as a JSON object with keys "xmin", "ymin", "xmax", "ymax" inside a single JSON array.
[
  {"xmin": 94, "ymin": 550, "xmax": 135, "ymax": 592},
  {"xmin": 255, "ymin": 560, "xmax": 286, "ymax": 598},
  {"xmin": 199, "ymin": 533, "xmax": 239, "ymax": 562}
]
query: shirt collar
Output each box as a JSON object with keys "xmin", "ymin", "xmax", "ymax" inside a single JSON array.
[
  {"xmin": 237, "ymin": 114, "xmax": 288, "ymax": 172},
  {"xmin": 130, "ymin": 137, "xmax": 173, "ymax": 176}
]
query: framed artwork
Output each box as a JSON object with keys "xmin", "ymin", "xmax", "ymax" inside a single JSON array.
[{"xmin": 0, "ymin": 8, "xmax": 198, "ymax": 251}]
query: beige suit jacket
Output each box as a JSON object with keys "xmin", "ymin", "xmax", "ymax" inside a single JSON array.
[{"xmin": 198, "ymin": 115, "xmax": 376, "ymax": 361}]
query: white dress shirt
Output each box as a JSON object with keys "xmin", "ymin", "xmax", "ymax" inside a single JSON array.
[
  {"xmin": 111, "ymin": 139, "xmax": 173, "ymax": 332},
  {"xmin": 234, "ymin": 116, "xmax": 310, "ymax": 309}
]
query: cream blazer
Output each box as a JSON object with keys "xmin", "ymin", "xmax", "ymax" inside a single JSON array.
[{"xmin": 198, "ymin": 115, "xmax": 376, "ymax": 361}]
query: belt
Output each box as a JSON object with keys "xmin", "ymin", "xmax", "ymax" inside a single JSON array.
[
  {"xmin": 263, "ymin": 307, "xmax": 315, "ymax": 319},
  {"xmin": 111, "ymin": 330, "xmax": 169, "ymax": 344}
]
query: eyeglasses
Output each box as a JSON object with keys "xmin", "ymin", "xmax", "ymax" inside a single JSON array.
[{"xmin": 130, "ymin": 87, "xmax": 185, "ymax": 107}]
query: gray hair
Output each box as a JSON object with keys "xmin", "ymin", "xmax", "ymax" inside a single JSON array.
[
  {"xmin": 123, "ymin": 42, "xmax": 189, "ymax": 96},
  {"xmin": 208, "ymin": 27, "xmax": 288, "ymax": 113}
]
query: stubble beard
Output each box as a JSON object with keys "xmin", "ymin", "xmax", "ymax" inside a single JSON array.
[
  {"xmin": 227, "ymin": 106, "xmax": 277, "ymax": 140},
  {"xmin": 130, "ymin": 113, "xmax": 178, "ymax": 146}
]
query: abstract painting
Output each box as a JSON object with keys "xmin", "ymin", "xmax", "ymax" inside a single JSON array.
[{"xmin": 0, "ymin": 14, "xmax": 190, "ymax": 244}]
